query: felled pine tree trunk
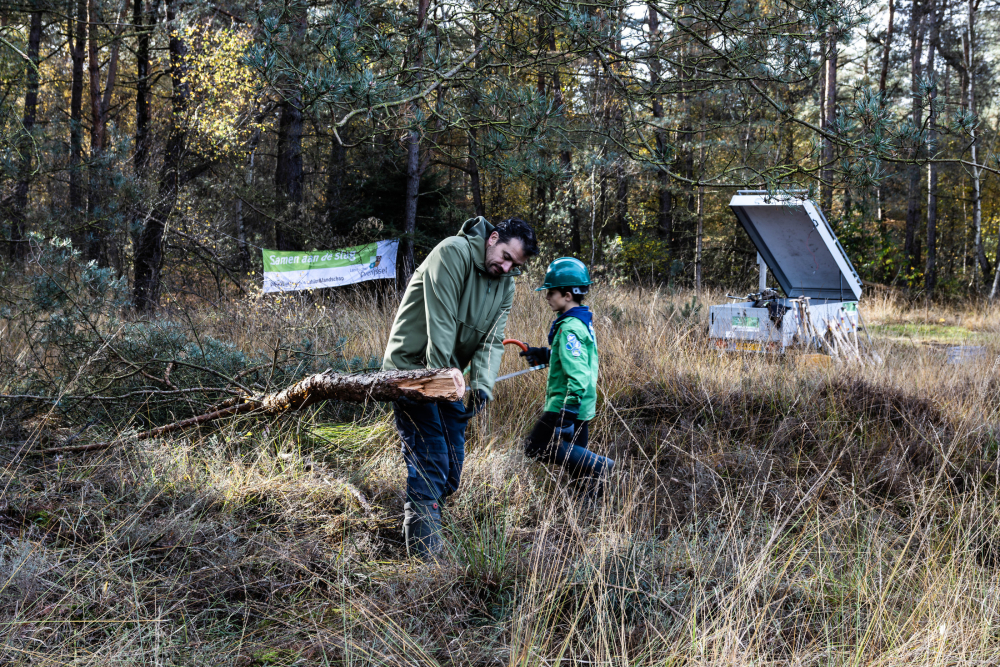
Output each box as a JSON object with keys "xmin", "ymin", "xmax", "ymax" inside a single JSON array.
[
  {"xmin": 39, "ymin": 368, "xmax": 465, "ymax": 455},
  {"xmin": 259, "ymin": 367, "xmax": 465, "ymax": 412}
]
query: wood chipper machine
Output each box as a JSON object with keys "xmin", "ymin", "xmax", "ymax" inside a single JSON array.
[{"xmin": 709, "ymin": 191, "xmax": 864, "ymax": 354}]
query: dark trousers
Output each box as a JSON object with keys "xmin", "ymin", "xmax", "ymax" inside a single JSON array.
[
  {"xmin": 393, "ymin": 396, "xmax": 471, "ymax": 504},
  {"xmin": 524, "ymin": 410, "xmax": 589, "ymax": 467}
]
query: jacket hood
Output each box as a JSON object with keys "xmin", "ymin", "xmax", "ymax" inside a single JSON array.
[
  {"xmin": 548, "ymin": 306, "xmax": 593, "ymax": 345},
  {"xmin": 456, "ymin": 216, "xmax": 522, "ymax": 276}
]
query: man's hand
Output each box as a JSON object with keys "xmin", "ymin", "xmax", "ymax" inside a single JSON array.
[
  {"xmin": 519, "ymin": 346, "xmax": 550, "ymax": 367},
  {"xmin": 467, "ymin": 389, "xmax": 489, "ymax": 416},
  {"xmin": 556, "ymin": 404, "xmax": 579, "ymax": 442}
]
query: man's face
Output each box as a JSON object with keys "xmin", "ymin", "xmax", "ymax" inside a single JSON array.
[{"xmin": 484, "ymin": 231, "xmax": 527, "ymax": 278}]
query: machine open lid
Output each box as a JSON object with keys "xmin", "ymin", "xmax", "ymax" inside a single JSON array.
[{"xmin": 729, "ymin": 191, "xmax": 863, "ymax": 301}]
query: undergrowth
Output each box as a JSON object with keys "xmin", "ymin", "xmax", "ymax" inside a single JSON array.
[{"xmin": 2, "ymin": 269, "xmax": 1000, "ymax": 665}]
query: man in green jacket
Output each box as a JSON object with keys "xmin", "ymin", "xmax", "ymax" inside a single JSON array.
[{"xmin": 383, "ymin": 216, "xmax": 538, "ymax": 559}]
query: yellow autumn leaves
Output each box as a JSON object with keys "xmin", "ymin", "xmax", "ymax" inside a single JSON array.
[{"xmin": 179, "ymin": 25, "xmax": 263, "ymax": 158}]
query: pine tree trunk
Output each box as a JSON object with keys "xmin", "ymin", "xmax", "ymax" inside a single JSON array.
[
  {"xmin": 7, "ymin": 9, "xmax": 41, "ymax": 261},
  {"xmin": 925, "ymin": 7, "xmax": 939, "ymax": 293},
  {"xmin": 403, "ymin": 128, "xmax": 420, "ymax": 277},
  {"xmin": 273, "ymin": 7, "xmax": 306, "ymax": 252},
  {"xmin": 274, "ymin": 94, "xmax": 304, "ymax": 251},
  {"xmin": 401, "ymin": 0, "xmax": 430, "ymax": 281},
  {"xmin": 648, "ymin": 4, "xmax": 672, "ymax": 249},
  {"xmin": 68, "ymin": 0, "xmax": 86, "ymax": 251},
  {"xmin": 41, "ymin": 369, "xmax": 467, "ymax": 455},
  {"xmin": 966, "ymin": 0, "xmax": 988, "ymax": 288},
  {"xmin": 468, "ymin": 128, "xmax": 485, "ymax": 218},
  {"xmin": 134, "ymin": 0, "xmax": 156, "ymax": 180},
  {"xmin": 85, "ymin": 0, "xmax": 126, "ymax": 268},
  {"xmin": 875, "ymin": 0, "xmax": 893, "ymax": 233},
  {"xmin": 324, "ymin": 135, "xmax": 347, "ymax": 236},
  {"xmin": 133, "ymin": 0, "xmax": 186, "ymax": 312},
  {"xmin": 904, "ymin": 5, "xmax": 926, "ymax": 279},
  {"xmin": 86, "ymin": 0, "xmax": 104, "ymax": 264}
]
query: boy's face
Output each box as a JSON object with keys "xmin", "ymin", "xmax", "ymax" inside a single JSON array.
[{"xmin": 545, "ymin": 288, "xmax": 575, "ymax": 314}]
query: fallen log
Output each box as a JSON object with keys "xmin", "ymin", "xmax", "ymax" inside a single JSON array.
[{"xmin": 36, "ymin": 367, "xmax": 464, "ymax": 455}]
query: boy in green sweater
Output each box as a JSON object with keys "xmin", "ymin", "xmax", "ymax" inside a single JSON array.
[{"xmin": 520, "ymin": 257, "xmax": 614, "ymax": 495}]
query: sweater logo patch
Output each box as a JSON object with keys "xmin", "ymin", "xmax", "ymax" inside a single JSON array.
[{"xmin": 565, "ymin": 333, "xmax": 583, "ymax": 357}]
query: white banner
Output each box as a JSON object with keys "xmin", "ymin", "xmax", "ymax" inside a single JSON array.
[{"xmin": 262, "ymin": 239, "xmax": 398, "ymax": 293}]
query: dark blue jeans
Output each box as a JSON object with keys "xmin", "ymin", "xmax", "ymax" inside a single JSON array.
[
  {"xmin": 524, "ymin": 410, "xmax": 589, "ymax": 465},
  {"xmin": 393, "ymin": 397, "xmax": 471, "ymax": 504}
]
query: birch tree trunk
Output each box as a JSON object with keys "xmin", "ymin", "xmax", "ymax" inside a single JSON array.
[{"xmin": 821, "ymin": 25, "xmax": 837, "ymax": 214}]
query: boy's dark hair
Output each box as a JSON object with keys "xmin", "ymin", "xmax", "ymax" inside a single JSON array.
[
  {"xmin": 559, "ymin": 285, "xmax": 588, "ymax": 304},
  {"xmin": 494, "ymin": 217, "xmax": 539, "ymax": 257}
]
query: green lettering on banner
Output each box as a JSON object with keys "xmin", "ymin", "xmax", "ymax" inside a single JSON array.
[
  {"xmin": 732, "ymin": 316, "xmax": 760, "ymax": 329},
  {"xmin": 263, "ymin": 243, "xmax": 378, "ymax": 273}
]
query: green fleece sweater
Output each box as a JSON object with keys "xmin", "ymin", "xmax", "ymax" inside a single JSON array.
[
  {"xmin": 544, "ymin": 316, "xmax": 599, "ymax": 420},
  {"xmin": 382, "ymin": 217, "xmax": 517, "ymax": 399}
]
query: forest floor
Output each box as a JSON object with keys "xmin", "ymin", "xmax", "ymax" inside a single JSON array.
[{"xmin": 2, "ymin": 284, "xmax": 1000, "ymax": 666}]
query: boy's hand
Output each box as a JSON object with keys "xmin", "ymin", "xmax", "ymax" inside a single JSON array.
[
  {"xmin": 520, "ymin": 346, "xmax": 550, "ymax": 367},
  {"xmin": 467, "ymin": 388, "xmax": 489, "ymax": 416},
  {"xmin": 556, "ymin": 404, "xmax": 579, "ymax": 442}
]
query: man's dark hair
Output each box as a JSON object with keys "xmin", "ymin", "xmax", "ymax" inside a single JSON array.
[{"xmin": 494, "ymin": 217, "xmax": 539, "ymax": 257}]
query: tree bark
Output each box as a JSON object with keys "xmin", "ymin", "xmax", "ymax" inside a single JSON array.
[
  {"xmin": 615, "ymin": 162, "xmax": 630, "ymax": 238},
  {"xmin": 68, "ymin": 0, "xmax": 86, "ymax": 250},
  {"xmin": 7, "ymin": 8, "xmax": 42, "ymax": 261},
  {"xmin": 259, "ymin": 367, "xmax": 465, "ymax": 413},
  {"xmin": 876, "ymin": 0, "xmax": 894, "ymax": 230},
  {"xmin": 695, "ymin": 142, "xmax": 704, "ymax": 294},
  {"xmin": 547, "ymin": 23, "xmax": 580, "ymax": 254},
  {"xmin": 273, "ymin": 6, "xmax": 306, "ymax": 252},
  {"xmin": 821, "ymin": 25, "xmax": 837, "ymax": 214},
  {"xmin": 904, "ymin": 3, "xmax": 926, "ymax": 279},
  {"xmin": 274, "ymin": 94, "xmax": 304, "ymax": 250},
  {"xmin": 991, "ymin": 238, "xmax": 1000, "ymax": 300},
  {"xmin": 85, "ymin": 0, "xmax": 128, "ymax": 267},
  {"xmin": 134, "ymin": 0, "xmax": 158, "ymax": 180},
  {"xmin": 878, "ymin": 0, "xmax": 895, "ymax": 95},
  {"xmin": 925, "ymin": 6, "xmax": 939, "ymax": 293},
  {"xmin": 324, "ymin": 133, "xmax": 347, "ymax": 236},
  {"xmin": 648, "ymin": 4, "xmax": 672, "ymax": 247},
  {"xmin": 468, "ymin": 128, "xmax": 485, "ymax": 218},
  {"xmin": 966, "ymin": 0, "xmax": 988, "ymax": 288},
  {"xmin": 401, "ymin": 0, "xmax": 431, "ymax": 281},
  {"xmin": 39, "ymin": 368, "xmax": 466, "ymax": 454},
  {"xmin": 235, "ymin": 126, "xmax": 261, "ymax": 271},
  {"xmin": 466, "ymin": 20, "xmax": 486, "ymax": 220},
  {"xmin": 133, "ymin": 0, "xmax": 187, "ymax": 312},
  {"xmin": 85, "ymin": 0, "xmax": 104, "ymax": 264}
]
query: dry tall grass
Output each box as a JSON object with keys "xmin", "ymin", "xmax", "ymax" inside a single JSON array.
[{"xmin": 2, "ymin": 282, "xmax": 1000, "ymax": 665}]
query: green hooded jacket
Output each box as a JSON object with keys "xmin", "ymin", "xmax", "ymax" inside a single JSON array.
[
  {"xmin": 544, "ymin": 316, "xmax": 599, "ymax": 420},
  {"xmin": 382, "ymin": 217, "xmax": 517, "ymax": 399}
]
